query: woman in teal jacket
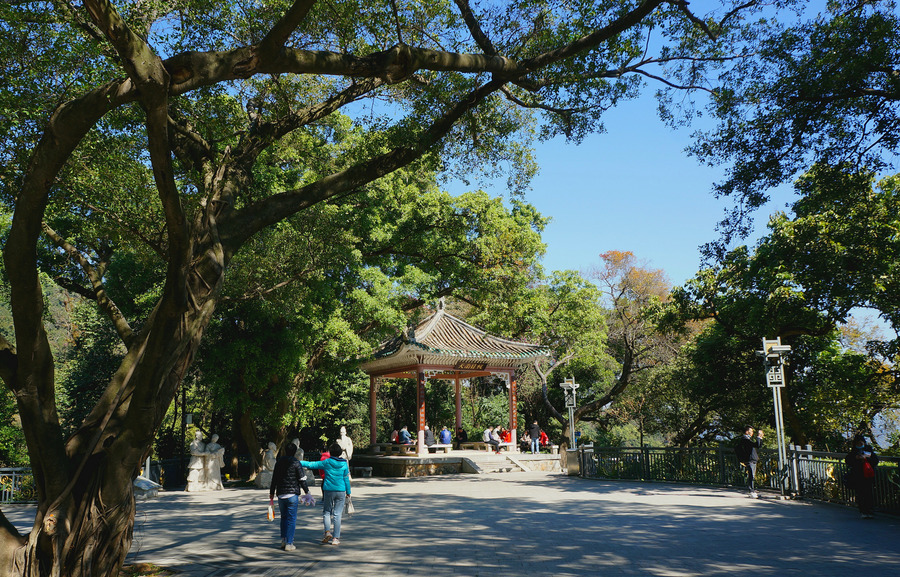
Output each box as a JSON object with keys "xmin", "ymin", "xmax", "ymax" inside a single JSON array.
[{"xmin": 301, "ymin": 443, "xmax": 351, "ymax": 545}]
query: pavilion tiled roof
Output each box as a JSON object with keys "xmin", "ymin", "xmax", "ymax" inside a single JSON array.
[{"xmin": 360, "ymin": 305, "xmax": 549, "ymax": 372}]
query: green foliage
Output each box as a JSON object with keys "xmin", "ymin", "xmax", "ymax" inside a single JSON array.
[
  {"xmin": 687, "ymin": 1, "xmax": 900, "ymax": 240},
  {"xmin": 55, "ymin": 299, "xmax": 125, "ymax": 437},
  {"xmin": 0, "ymin": 386, "xmax": 27, "ymax": 467},
  {"xmin": 665, "ymin": 168, "xmax": 900, "ymax": 447}
]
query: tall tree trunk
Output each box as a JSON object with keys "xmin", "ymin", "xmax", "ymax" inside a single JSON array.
[
  {"xmin": 2, "ymin": 194, "xmax": 228, "ymax": 576},
  {"xmin": 782, "ymin": 389, "xmax": 809, "ymax": 446},
  {"xmin": 238, "ymin": 409, "xmax": 262, "ymax": 479}
]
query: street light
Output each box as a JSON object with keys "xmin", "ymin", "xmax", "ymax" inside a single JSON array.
[
  {"xmin": 559, "ymin": 377, "xmax": 579, "ymax": 448},
  {"xmin": 756, "ymin": 337, "xmax": 790, "ymax": 498}
]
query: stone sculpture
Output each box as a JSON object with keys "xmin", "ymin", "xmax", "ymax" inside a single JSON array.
[
  {"xmin": 337, "ymin": 426, "xmax": 354, "ymax": 461},
  {"xmin": 185, "ymin": 431, "xmax": 227, "ymax": 491},
  {"xmin": 185, "ymin": 431, "xmax": 207, "ymax": 492},
  {"xmin": 205, "ymin": 433, "xmax": 225, "ymax": 491},
  {"xmin": 256, "ymin": 441, "xmax": 278, "ymax": 488}
]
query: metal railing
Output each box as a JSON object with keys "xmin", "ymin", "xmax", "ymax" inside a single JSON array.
[
  {"xmin": 579, "ymin": 445, "xmax": 900, "ymax": 515},
  {"xmin": 0, "ymin": 467, "xmax": 37, "ymax": 504}
]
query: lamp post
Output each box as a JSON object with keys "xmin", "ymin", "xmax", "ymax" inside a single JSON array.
[
  {"xmin": 757, "ymin": 337, "xmax": 790, "ymax": 498},
  {"xmin": 559, "ymin": 377, "xmax": 580, "ymax": 448}
]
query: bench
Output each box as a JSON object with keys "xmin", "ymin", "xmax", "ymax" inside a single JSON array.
[
  {"xmin": 459, "ymin": 442, "xmax": 513, "ymax": 452},
  {"xmin": 383, "ymin": 444, "xmax": 418, "ymax": 456},
  {"xmin": 427, "ymin": 444, "xmax": 452, "ymax": 453}
]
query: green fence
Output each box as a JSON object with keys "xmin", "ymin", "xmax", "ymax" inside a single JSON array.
[{"xmin": 579, "ymin": 445, "xmax": 900, "ymax": 516}]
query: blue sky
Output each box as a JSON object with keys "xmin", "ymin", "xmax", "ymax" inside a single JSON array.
[
  {"xmin": 457, "ymin": 93, "xmax": 897, "ymax": 339},
  {"xmin": 452, "ymin": 93, "xmax": 796, "ymax": 288}
]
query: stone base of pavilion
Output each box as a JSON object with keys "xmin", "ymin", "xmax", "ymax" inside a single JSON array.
[{"xmin": 351, "ymin": 450, "xmax": 562, "ymax": 478}]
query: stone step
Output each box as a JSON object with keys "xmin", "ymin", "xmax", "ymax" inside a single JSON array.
[
  {"xmin": 483, "ymin": 466, "xmax": 522, "ymax": 473},
  {"xmin": 464, "ymin": 454, "xmax": 525, "ymax": 474}
]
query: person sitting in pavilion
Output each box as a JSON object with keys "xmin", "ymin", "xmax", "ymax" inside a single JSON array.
[
  {"xmin": 520, "ymin": 432, "xmax": 532, "ymax": 453},
  {"xmin": 398, "ymin": 425, "xmax": 412, "ymax": 445},
  {"xmin": 438, "ymin": 426, "xmax": 452, "ymax": 445},
  {"xmin": 483, "ymin": 426, "xmax": 501, "ymax": 453},
  {"xmin": 423, "ymin": 425, "xmax": 436, "ymax": 447},
  {"xmin": 455, "ymin": 427, "xmax": 468, "ymax": 449}
]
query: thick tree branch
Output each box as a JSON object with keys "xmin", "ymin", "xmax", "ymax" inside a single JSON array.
[
  {"xmin": 670, "ymin": 0, "xmax": 718, "ymax": 41},
  {"xmin": 83, "ymin": 0, "xmax": 192, "ymax": 297},
  {"xmin": 238, "ymin": 77, "xmax": 385, "ymax": 162},
  {"xmin": 0, "ymin": 335, "xmax": 16, "ymax": 390},
  {"xmin": 533, "ymin": 358, "xmax": 569, "ymax": 425},
  {"xmin": 258, "ymin": 0, "xmax": 316, "ymax": 60},
  {"xmin": 223, "ymin": 77, "xmax": 506, "ymax": 252},
  {"xmin": 41, "ymin": 223, "xmax": 135, "ymax": 346},
  {"xmin": 522, "ymin": 0, "xmax": 665, "ymax": 72},
  {"xmin": 3, "ymin": 73, "xmax": 134, "ymax": 508},
  {"xmin": 453, "ymin": 0, "xmax": 498, "ymax": 56}
]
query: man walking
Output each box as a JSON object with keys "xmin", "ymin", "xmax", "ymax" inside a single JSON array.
[
  {"xmin": 528, "ymin": 421, "xmax": 541, "ymax": 454},
  {"xmin": 735, "ymin": 426, "xmax": 764, "ymax": 498}
]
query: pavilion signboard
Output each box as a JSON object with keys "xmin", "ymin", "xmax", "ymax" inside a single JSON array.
[{"xmin": 454, "ymin": 361, "xmax": 488, "ymax": 371}]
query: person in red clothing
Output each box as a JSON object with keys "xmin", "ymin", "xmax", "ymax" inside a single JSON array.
[
  {"xmin": 501, "ymin": 428, "xmax": 512, "ymax": 443},
  {"xmin": 317, "ymin": 446, "xmax": 330, "ymax": 494},
  {"xmin": 539, "ymin": 430, "xmax": 549, "ymax": 448}
]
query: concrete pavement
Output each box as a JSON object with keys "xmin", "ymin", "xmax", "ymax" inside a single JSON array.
[{"xmin": 5, "ymin": 471, "xmax": 900, "ymax": 576}]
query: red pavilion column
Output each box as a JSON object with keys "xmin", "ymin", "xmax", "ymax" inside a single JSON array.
[
  {"xmin": 369, "ymin": 375, "xmax": 377, "ymax": 447},
  {"xmin": 454, "ymin": 376, "xmax": 462, "ymax": 432},
  {"xmin": 509, "ymin": 370, "xmax": 518, "ymax": 452},
  {"xmin": 417, "ymin": 368, "xmax": 427, "ymax": 455}
]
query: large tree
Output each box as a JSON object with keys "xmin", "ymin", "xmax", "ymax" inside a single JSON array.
[
  {"xmin": 668, "ymin": 167, "xmax": 900, "ymax": 446},
  {"xmin": 686, "ymin": 0, "xmax": 900, "ymax": 248},
  {"xmin": 0, "ymin": 0, "xmax": 795, "ymax": 575}
]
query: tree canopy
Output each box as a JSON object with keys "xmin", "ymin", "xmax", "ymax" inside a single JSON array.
[{"xmin": 687, "ymin": 0, "xmax": 900, "ymax": 246}]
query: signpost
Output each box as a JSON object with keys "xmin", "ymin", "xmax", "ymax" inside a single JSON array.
[
  {"xmin": 560, "ymin": 377, "xmax": 579, "ymax": 448},
  {"xmin": 757, "ymin": 337, "xmax": 791, "ymax": 497}
]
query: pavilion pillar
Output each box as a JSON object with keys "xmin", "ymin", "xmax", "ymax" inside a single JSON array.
[
  {"xmin": 509, "ymin": 370, "xmax": 518, "ymax": 452},
  {"xmin": 369, "ymin": 375, "xmax": 377, "ymax": 447},
  {"xmin": 417, "ymin": 368, "xmax": 427, "ymax": 456},
  {"xmin": 454, "ymin": 376, "xmax": 462, "ymax": 431}
]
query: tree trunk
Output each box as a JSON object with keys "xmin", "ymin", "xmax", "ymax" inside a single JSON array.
[
  {"xmin": 238, "ymin": 409, "xmax": 262, "ymax": 479},
  {"xmin": 15, "ymin": 456, "xmax": 136, "ymax": 577},
  {"xmin": 1, "ymin": 198, "xmax": 227, "ymax": 576},
  {"xmin": 782, "ymin": 389, "xmax": 809, "ymax": 446}
]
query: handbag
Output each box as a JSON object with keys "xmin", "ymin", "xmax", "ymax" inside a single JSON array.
[
  {"xmin": 344, "ymin": 496, "xmax": 355, "ymax": 516},
  {"xmin": 863, "ymin": 460, "xmax": 875, "ymax": 479},
  {"xmin": 267, "ymin": 504, "xmax": 275, "ymax": 522}
]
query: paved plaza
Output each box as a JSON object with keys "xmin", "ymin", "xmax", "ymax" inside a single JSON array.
[{"xmin": 5, "ymin": 471, "xmax": 900, "ymax": 576}]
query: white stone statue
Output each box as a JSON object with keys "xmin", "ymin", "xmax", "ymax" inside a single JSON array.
[
  {"xmin": 205, "ymin": 433, "xmax": 225, "ymax": 491},
  {"xmin": 256, "ymin": 441, "xmax": 278, "ymax": 488},
  {"xmin": 185, "ymin": 431, "xmax": 207, "ymax": 492},
  {"xmin": 291, "ymin": 438, "xmax": 304, "ymax": 461},
  {"xmin": 337, "ymin": 426, "xmax": 354, "ymax": 461}
]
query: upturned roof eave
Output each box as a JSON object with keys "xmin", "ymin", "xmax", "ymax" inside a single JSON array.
[{"xmin": 358, "ymin": 342, "xmax": 550, "ymax": 373}]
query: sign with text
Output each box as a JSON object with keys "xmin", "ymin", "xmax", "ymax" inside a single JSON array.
[{"xmin": 767, "ymin": 364, "xmax": 784, "ymax": 387}]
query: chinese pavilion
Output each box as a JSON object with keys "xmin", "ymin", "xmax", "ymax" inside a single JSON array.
[{"xmin": 359, "ymin": 300, "xmax": 550, "ymax": 455}]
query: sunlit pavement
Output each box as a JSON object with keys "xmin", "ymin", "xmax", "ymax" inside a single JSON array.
[{"xmin": 6, "ymin": 471, "xmax": 900, "ymax": 576}]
